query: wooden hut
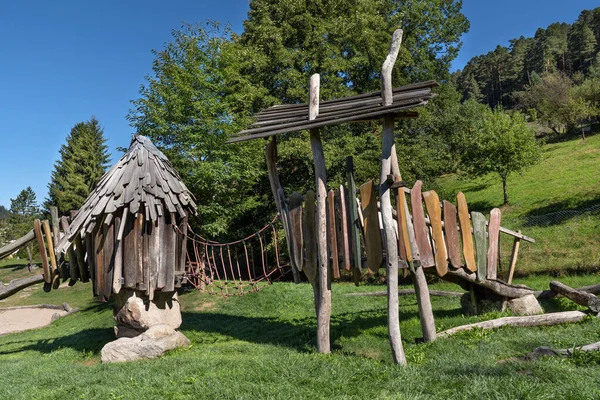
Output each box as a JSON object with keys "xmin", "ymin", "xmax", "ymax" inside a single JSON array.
[{"xmin": 56, "ymin": 135, "xmax": 197, "ymax": 301}]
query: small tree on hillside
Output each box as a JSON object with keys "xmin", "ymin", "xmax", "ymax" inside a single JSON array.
[
  {"xmin": 9, "ymin": 187, "xmax": 41, "ymax": 257},
  {"xmin": 461, "ymin": 109, "xmax": 542, "ymax": 205},
  {"xmin": 45, "ymin": 117, "xmax": 110, "ymax": 215}
]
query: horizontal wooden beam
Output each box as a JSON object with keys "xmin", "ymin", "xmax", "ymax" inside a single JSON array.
[{"xmin": 229, "ymin": 101, "xmax": 428, "ymax": 143}]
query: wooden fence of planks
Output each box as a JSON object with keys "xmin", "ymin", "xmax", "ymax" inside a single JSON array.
[{"xmin": 266, "ymin": 168, "xmax": 535, "ymax": 298}]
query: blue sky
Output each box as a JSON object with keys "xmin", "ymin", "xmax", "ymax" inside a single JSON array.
[{"xmin": 0, "ymin": 0, "xmax": 598, "ymax": 208}]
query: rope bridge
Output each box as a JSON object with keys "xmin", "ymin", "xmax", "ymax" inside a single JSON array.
[{"xmin": 181, "ymin": 215, "xmax": 292, "ymax": 296}]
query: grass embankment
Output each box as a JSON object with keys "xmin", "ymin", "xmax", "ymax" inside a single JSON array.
[
  {"xmin": 437, "ymin": 132, "xmax": 600, "ymax": 276},
  {"xmin": 2, "ymin": 275, "xmax": 600, "ymax": 399}
]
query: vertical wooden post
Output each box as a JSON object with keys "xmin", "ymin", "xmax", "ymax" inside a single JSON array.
[
  {"xmin": 309, "ymin": 73, "xmax": 331, "ymax": 354},
  {"xmin": 379, "ymin": 29, "xmax": 406, "ymax": 365},
  {"xmin": 506, "ymin": 232, "xmax": 522, "ymax": 284}
]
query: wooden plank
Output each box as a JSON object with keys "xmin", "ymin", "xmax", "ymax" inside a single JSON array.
[
  {"xmin": 327, "ymin": 190, "xmax": 340, "ymax": 279},
  {"xmin": 395, "ymin": 178, "xmax": 412, "ymax": 263},
  {"xmin": 33, "ymin": 219, "xmax": 51, "ymax": 284},
  {"xmin": 123, "ymin": 215, "xmax": 137, "ymax": 288},
  {"xmin": 42, "ymin": 220, "xmax": 58, "ymax": 277},
  {"xmin": 103, "ymin": 221, "xmax": 115, "ymax": 300},
  {"xmin": 487, "ymin": 208, "xmax": 502, "ymax": 280},
  {"xmin": 60, "ymin": 217, "xmax": 80, "ymax": 282},
  {"xmin": 112, "ymin": 212, "xmax": 124, "ymax": 294},
  {"xmin": 177, "ymin": 215, "xmax": 188, "ymax": 274},
  {"xmin": 338, "ymin": 185, "xmax": 351, "ymax": 272},
  {"xmin": 442, "ymin": 200, "xmax": 462, "ymax": 269},
  {"xmin": 346, "ymin": 157, "xmax": 362, "ymax": 279},
  {"xmin": 149, "ymin": 217, "xmax": 161, "ymax": 292},
  {"xmin": 143, "ymin": 220, "xmax": 152, "ymax": 299},
  {"xmin": 288, "ymin": 192, "xmax": 304, "ymax": 272},
  {"xmin": 456, "ymin": 192, "xmax": 476, "ymax": 273},
  {"xmin": 74, "ymin": 234, "xmax": 89, "ymax": 282},
  {"xmin": 95, "ymin": 226, "xmax": 105, "ymax": 300},
  {"xmin": 156, "ymin": 216, "xmax": 166, "ymax": 290},
  {"xmin": 50, "ymin": 206, "xmax": 60, "ymax": 250},
  {"xmin": 302, "ymin": 190, "xmax": 318, "ymax": 285},
  {"xmin": 410, "ymin": 181, "xmax": 434, "ymax": 268},
  {"xmin": 85, "ymin": 232, "xmax": 97, "ymax": 296},
  {"xmin": 135, "ymin": 213, "xmax": 144, "ymax": 286},
  {"xmin": 360, "ymin": 180, "xmax": 383, "ymax": 275},
  {"xmin": 471, "ymin": 212, "xmax": 488, "ymax": 282},
  {"xmin": 422, "ymin": 190, "xmax": 447, "ymax": 277},
  {"xmin": 163, "ymin": 214, "xmax": 176, "ymax": 292}
]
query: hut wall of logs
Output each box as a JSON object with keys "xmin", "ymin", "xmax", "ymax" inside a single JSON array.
[{"xmin": 56, "ymin": 135, "xmax": 197, "ymax": 302}]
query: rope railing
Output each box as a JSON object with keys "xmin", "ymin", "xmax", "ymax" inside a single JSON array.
[{"xmin": 179, "ymin": 214, "xmax": 291, "ymax": 296}]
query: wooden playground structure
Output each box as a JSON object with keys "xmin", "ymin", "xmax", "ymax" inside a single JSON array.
[{"xmin": 3, "ymin": 29, "xmax": 600, "ymax": 366}]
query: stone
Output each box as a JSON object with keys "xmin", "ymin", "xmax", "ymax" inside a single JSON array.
[
  {"xmin": 101, "ymin": 331, "xmax": 190, "ymax": 363},
  {"xmin": 114, "ymin": 324, "xmax": 143, "ymax": 339},
  {"xmin": 113, "ymin": 289, "xmax": 182, "ymax": 331},
  {"xmin": 508, "ymin": 294, "xmax": 544, "ymax": 316},
  {"xmin": 141, "ymin": 324, "xmax": 175, "ymax": 340}
]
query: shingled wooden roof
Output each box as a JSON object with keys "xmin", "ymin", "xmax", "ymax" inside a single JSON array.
[
  {"xmin": 57, "ymin": 135, "xmax": 196, "ymax": 253},
  {"xmin": 228, "ymin": 80, "xmax": 438, "ymax": 143}
]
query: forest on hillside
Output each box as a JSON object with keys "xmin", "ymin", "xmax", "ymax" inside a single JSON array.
[{"xmin": 454, "ymin": 7, "xmax": 600, "ymax": 134}]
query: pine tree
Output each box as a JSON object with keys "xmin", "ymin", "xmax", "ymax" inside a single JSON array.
[
  {"xmin": 8, "ymin": 187, "xmax": 40, "ymax": 256},
  {"xmin": 45, "ymin": 117, "xmax": 110, "ymax": 215}
]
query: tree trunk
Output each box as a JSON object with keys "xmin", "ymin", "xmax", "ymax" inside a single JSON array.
[
  {"xmin": 0, "ymin": 229, "xmax": 36, "ymax": 260},
  {"xmin": 309, "ymin": 74, "xmax": 331, "ymax": 354},
  {"xmin": 380, "ymin": 29, "xmax": 407, "ymax": 365},
  {"xmin": 0, "ymin": 274, "xmax": 45, "ymax": 300},
  {"xmin": 502, "ymin": 178, "xmax": 509, "ymax": 205}
]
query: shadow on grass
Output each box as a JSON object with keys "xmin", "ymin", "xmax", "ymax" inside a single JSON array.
[
  {"xmin": 180, "ymin": 306, "xmax": 464, "ymax": 352},
  {"xmin": 543, "ymin": 125, "xmax": 598, "ymax": 144},
  {"xmin": 522, "ymin": 198, "xmax": 600, "ymax": 227}
]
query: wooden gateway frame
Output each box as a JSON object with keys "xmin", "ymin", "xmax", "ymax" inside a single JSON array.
[{"xmin": 229, "ymin": 30, "xmax": 438, "ymax": 364}]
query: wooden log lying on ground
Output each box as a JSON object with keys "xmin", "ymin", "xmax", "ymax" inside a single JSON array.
[
  {"xmin": 437, "ymin": 310, "xmax": 591, "ymax": 337},
  {"xmin": 0, "ymin": 229, "xmax": 35, "ymax": 260},
  {"xmin": 441, "ymin": 267, "xmax": 536, "ymax": 298},
  {"xmin": 550, "ymin": 281, "xmax": 600, "ymax": 313},
  {"xmin": 524, "ymin": 341, "xmax": 600, "ymax": 361},
  {"xmin": 536, "ymin": 283, "xmax": 600, "ymax": 299},
  {"xmin": 0, "ymin": 274, "xmax": 45, "ymax": 300},
  {"xmin": 345, "ymin": 289, "xmax": 465, "ymax": 297}
]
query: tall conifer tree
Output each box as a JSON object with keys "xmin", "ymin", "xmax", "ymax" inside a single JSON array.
[{"xmin": 45, "ymin": 117, "xmax": 110, "ymax": 215}]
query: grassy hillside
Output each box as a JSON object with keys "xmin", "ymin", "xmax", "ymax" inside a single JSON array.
[
  {"xmin": 1, "ymin": 277, "xmax": 600, "ymax": 399},
  {"xmin": 436, "ymin": 131, "xmax": 600, "ymax": 276}
]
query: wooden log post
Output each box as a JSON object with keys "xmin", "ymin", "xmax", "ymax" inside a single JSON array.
[
  {"xmin": 379, "ymin": 29, "xmax": 407, "ymax": 365},
  {"xmin": 0, "ymin": 229, "xmax": 35, "ymax": 260},
  {"xmin": 309, "ymin": 73, "xmax": 331, "ymax": 354}
]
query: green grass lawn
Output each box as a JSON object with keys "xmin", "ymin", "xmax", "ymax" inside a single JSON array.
[
  {"xmin": 436, "ymin": 132, "xmax": 600, "ymax": 275},
  {"xmin": 2, "ymin": 276, "xmax": 600, "ymax": 399}
]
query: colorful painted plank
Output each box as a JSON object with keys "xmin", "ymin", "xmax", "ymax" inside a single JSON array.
[
  {"xmin": 289, "ymin": 192, "xmax": 304, "ymax": 272},
  {"xmin": 456, "ymin": 192, "xmax": 477, "ymax": 273},
  {"xmin": 423, "ymin": 190, "xmax": 447, "ymax": 276},
  {"xmin": 327, "ymin": 190, "xmax": 340, "ymax": 279},
  {"xmin": 442, "ymin": 200, "xmax": 463, "ymax": 269},
  {"xmin": 410, "ymin": 181, "xmax": 434, "ymax": 268},
  {"xmin": 302, "ymin": 190, "xmax": 318, "ymax": 284},
  {"xmin": 471, "ymin": 211, "xmax": 488, "ymax": 282},
  {"xmin": 33, "ymin": 219, "xmax": 51, "ymax": 284},
  {"xmin": 487, "ymin": 208, "xmax": 502, "ymax": 280},
  {"xmin": 338, "ymin": 185, "xmax": 351, "ymax": 271},
  {"xmin": 395, "ymin": 178, "xmax": 412, "ymax": 263},
  {"xmin": 360, "ymin": 180, "xmax": 383, "ymax": 275}
]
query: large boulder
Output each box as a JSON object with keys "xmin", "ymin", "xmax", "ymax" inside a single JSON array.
[
  {"xmin": 101, "ymin": 324, "xmax": 190, "ymax": 363},
  {"xmin": 113, "ymin": 289, "xmax": 182, "ymax": 331},
  {"xmin": 507, "ymin": 294, "xmax": 544, "ymax": 316}
]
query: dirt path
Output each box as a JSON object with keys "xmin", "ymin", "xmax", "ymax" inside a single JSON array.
[{"xmin": 0, "ymin": 307, "xmax": 68, "ymax": 335}]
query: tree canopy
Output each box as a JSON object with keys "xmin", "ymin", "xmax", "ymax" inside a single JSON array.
[{"xmin": 129, "ymin": 1, "xmax": 470, "ymax": 239}]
